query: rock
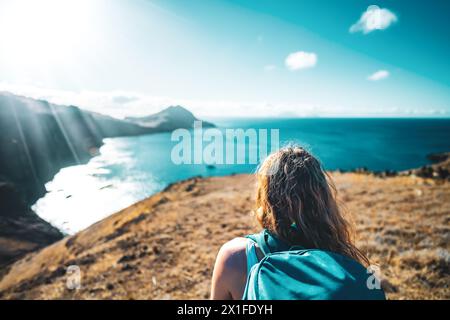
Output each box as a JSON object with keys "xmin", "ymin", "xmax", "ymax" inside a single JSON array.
[
  {"xmin": 354, "ymin": 167, "xmax": 369, "ymax": 174},
  {"xmin": 153, "ymin": 246, "xmax": 161, "ymax": 255},
  {"xmin": 437, "ymin": 249, "xmax": 450, "ymax": 265},
  {"xmin": 427, "ymin": 152, "xmax": 449, "ymax": 163},
  {"xmin": 436, "ymin": 167, "xmax": 449, "ymax": 180},
  {"xmin": 381, "ymin": 278, "xmax": 399, "ymax": 293},
  {"xmin": 403, "ymin": 152, "xmax": 450, "ymax": 180},
  {"xmin": 121, "ymin": 263, "xmax": 135, "ymax": 271},
  {"xmin": 118, "ymin": 254, "xmax": 136, "ymax": 264},
  {"xmin": 0, "ymin": 182, "xmax": 63, "ymax": 267}
]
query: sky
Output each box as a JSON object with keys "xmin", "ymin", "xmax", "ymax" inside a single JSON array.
[{"xmin": 0, "ymin": 0, "xmax": 449, "ymax": 118}]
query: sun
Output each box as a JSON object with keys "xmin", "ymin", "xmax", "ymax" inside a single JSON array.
[{"xmin": 0, "ymin": 0, "xmax": 97, "ymax": 70}]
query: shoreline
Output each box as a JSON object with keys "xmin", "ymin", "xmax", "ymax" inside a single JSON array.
[
  {"xmin": 336, "ymin": 151, "xmax": 449, "ymax": 180},
  {"xmin": 32, "ymin": 151, "xmax": 450, "ymax": 237}
]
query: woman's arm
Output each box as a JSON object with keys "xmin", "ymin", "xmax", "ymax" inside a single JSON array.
[{"xmin": 210, "ymin": 238, "xmax": 248, "ymax": 300}]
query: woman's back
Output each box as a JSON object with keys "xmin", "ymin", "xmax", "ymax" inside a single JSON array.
[{"xmin": 210, "ymin": 146, "xmax": 384, "ymax": 300}]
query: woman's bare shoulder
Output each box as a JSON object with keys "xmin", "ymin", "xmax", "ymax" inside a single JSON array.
[
  {"xmin": 218, "ymin": 236, "xmax": 264, "ymax": 264},
  {"xmin": 217, "ymin": 237, "xmax": 248, "ymax": 270},
  {"xmin": 211, "ymin": 237, "xmax": 249, "ymax": 299}
]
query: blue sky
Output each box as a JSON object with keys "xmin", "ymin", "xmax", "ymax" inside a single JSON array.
[{"xmin": 0, "ymin": 0, "xmax": 449, "ymax": 118}]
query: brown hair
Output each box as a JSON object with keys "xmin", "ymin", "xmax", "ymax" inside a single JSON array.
[{"xmin": 255, "ymin": 146, "xmax": 369, "ymax": 265}]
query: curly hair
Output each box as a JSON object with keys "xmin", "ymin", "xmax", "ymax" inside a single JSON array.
[{"xmin": 255, "ymin": 146, "xmax": 369, "ymax": 266}]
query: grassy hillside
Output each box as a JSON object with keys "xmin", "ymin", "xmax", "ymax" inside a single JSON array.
[{"xmin": 0, "ymin": 173, "xmax": 448, "ymax": 299}]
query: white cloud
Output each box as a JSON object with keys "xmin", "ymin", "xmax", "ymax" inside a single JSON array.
[
  {"xmin": 368, "ymin": 70, "xmax": 390, "ymax": 81},
  {"xmin": 285, "ymin": 51, "xmax": 317, "ymax": 71},
  {"xmin": 350, "ymin": 5, "xmax": 397, "ymax": 34}
]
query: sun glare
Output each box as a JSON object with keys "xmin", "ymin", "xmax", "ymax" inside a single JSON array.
[{"xmin": 0, "ymin": 0, "xmax": 96, "ymax": 69}]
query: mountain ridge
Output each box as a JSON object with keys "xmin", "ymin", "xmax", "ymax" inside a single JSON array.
[{"xmin": 125, "ymin": 105, "xmax": 214, "ymax": 130}]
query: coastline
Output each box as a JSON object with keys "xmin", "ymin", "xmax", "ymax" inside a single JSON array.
[
  {"xmin": 338, "ymin": 151, "xmax": 450, "ymax": 180},
  {"xmin": 0, "ymin": 92, "xmax": 152, "ymax": 268},
  {"xmin": 0, "ymin": 92, "xmax": 213, "ymax": 267},
  {"xmin": 32, "ymin": 150, "xmax": 450, "ymax": 237},
  {"xmin": 0, "ymin": 156, "xmax": 449, "ymax": 299}
]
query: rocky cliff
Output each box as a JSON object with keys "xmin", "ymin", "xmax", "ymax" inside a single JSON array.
[
  {"xmin": 0, "ymin": 92, "xmax": 154, "ymax": 207},
  {"xmin": 0, "ymin": 92, "xmax": 213, "ymax": 266}
]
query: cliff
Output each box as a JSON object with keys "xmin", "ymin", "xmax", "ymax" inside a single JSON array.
[
  {"xmin": 0, "ymin": 92, "xmax": 153, "ymax": 207},
  {"xmin": 0, "ymin": 182, "xmax": 63, "ymax": 269},
  {"xmin": 0, "ymin": 171, "xmax": 448, "ymax": 299},
  {"xmin": 0, "ymin": 92, "xmax": 213, "ymax": 266}
]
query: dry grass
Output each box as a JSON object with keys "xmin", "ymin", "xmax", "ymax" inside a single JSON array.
[{"xmin": 0, "ymin": 173, "xmax": 448, "ymax": 299}]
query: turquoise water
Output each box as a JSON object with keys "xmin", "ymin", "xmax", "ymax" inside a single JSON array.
[{"xmin": 33, "ymin": 118, "xmax": 450, "ymax": 233}]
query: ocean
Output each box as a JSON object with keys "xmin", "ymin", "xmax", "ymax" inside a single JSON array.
[{"xmin": 32, "ymin": 118, "xmax": 450, "ymax": 233}]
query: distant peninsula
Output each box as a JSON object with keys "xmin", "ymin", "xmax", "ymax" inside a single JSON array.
[{"xmin": 126, "ymin": 105, "xmax": 214, "ymax": 130}]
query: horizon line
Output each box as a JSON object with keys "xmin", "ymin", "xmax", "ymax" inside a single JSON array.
[{"xmin": 2, "ymin": 90, "xmax": 449, "ymax": 120}]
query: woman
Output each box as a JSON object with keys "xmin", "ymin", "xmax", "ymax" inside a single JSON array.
[{"xmin": 210, "ymin": 146, "xmax": 380, "ymax": 300}]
